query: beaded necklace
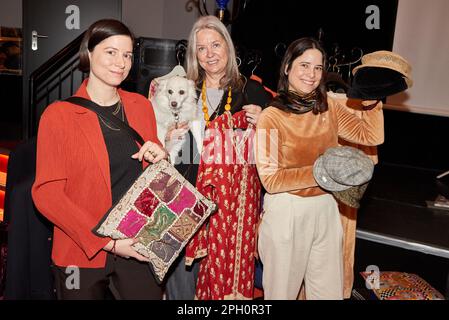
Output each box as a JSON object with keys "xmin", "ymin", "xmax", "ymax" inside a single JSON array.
[{"xmin": 201, "ymin": 80, "xmax": 232, "ymax": 126}]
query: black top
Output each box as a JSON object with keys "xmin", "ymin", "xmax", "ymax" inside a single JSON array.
[
  {"xmin": 93, "ymin": 102, "xmax": 142, "ymax": 204},
  {"xmin": 210, "ymin": 77, "xmax": 272, "ymax": 121},
  {"xmin": 4, "ymin": 138, "xmax": 55, "ymax": 299}
]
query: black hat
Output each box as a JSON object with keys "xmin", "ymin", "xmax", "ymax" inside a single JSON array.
[{"xmin": 348, "ymin": 50, "xmax": 413, "ymax": 100}]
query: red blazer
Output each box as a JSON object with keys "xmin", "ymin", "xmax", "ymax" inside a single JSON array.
[{"xmin": 32, "ymin": 79, "xmax": 160, "ymax": 268}]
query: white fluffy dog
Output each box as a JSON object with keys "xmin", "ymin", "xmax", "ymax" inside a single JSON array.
[{"xmin": 152, "ymin": 75, "xmax": 202, "ymax": 163}]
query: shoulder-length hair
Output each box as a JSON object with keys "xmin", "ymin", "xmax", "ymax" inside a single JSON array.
[
  {"xmin": 278, "ymin": 37, "xmax": 328, "ymax": 113},
  {"xmin": 78, "ymin": 19, "xmax": 134, "ymax": 73},
  {"xmin": 186, "ymin": 15, "xmax": 242, "ymax": 90}
]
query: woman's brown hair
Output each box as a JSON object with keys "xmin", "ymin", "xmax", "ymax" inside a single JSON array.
[
  {"xmin": 78, "ymin": 19, "xmax": 134, "ymax": 73},
  {"xmin": 277, "ymin": 37, "xmax": 328, "ymax": 113}
]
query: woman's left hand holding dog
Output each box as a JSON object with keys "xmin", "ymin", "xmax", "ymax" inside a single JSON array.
[
  {"xmin": 165, "ymin": 121, "xmax": 190, "ymax": 143},
  {"xmin": 132, "ymin": 141, "xmax": 168, "ymax": 163},
  {"xmin": 164, "ymin": 121, "xmax": 190, "ymax": 152}
]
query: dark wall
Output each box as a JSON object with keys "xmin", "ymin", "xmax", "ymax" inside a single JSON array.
[
  {"xmin": 0, "ymin": 74, "xmax": 22, "ymax": 140},
  {"xmin": 231, "ymin": 0, "xmax": 398, "ymax": 89},
  {"xmin": 124, "ymin": 37, "xmax": 179, "ymax": 96},
  {"xmin": 231, "ymin": 1, "xmax": 449, "ymax": 172},
  {"xmin": 379, "ymin": 110, "xmax": 449, "ymax": 171}
]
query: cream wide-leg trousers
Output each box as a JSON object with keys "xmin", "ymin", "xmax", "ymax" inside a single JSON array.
[{"xmin": 258, "ymin": 192, "xmax": 344, "ymax": 300}]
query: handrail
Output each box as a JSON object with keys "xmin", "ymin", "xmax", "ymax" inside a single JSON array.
[
  {"xmin": 28, "ymin": 32, "xmax": 86, "ymax": 137},
  {"xmin": 29, "ymin": 32, "xmax": 84, "ymax": 83}
]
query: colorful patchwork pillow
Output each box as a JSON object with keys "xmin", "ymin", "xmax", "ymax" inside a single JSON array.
[
  {"xmin": 94, "ymin": 159, "xmax": 216, "ymax": 283},
  {"xmin": 360, "ymin": 271, "xmax": 444, "ymax": 300}
]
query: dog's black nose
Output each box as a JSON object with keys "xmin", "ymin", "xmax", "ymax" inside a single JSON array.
[{"xmin": 171, "ymin": 101, "xmax": 178, "ymax": 107}]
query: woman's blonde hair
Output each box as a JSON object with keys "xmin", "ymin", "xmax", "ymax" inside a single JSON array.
[{"xmin": 186, "ymin": 15, "xmax": 242, "ymax": 90}]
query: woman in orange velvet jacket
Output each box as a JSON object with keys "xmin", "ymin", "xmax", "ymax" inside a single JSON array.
[{"xmin": 32, "ymin": 19, "xmax": 167, "ymax": 300}]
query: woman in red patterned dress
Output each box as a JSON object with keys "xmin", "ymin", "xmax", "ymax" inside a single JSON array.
[{"xmin": 168, "ymin": 15, "xmax": 271, "ymax": 300}]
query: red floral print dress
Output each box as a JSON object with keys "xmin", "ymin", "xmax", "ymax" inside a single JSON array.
[{"xmin": 185, "ymin": 110, "xmax": 261, "ymax": 300}]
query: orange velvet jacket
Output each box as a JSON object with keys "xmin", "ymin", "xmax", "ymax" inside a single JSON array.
[
  {"xmin": 32, "ymin": 80, "xmax": 160, "ymax": 268},
  {"xmin": 255, "ymin": 96, "xmax": 384, "ymax": 197}
]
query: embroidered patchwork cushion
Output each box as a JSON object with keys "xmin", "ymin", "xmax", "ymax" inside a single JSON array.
[
  {"xmin": 94, "ymin": 159, "xmax": 216, "ymax": 283},
  {"xmin": 360, "ymin": 271, "xmax": 444, "ymax": 300}
]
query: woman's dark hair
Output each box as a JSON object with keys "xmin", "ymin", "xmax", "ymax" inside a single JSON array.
[
  {"xmin": 78, "ymin": 19, "xmax": 134, "ymax": 72},
  {"xmin": 277, "ymin": 37, "xmax": 328, "ymax": 113}
]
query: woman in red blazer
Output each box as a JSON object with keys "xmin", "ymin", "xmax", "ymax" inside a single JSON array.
[{"xmin": 32, "ymin": 19, "xmax": 167, "ymax": 299}]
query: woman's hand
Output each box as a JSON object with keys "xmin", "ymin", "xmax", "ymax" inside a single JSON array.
[
  {"xmin": 254, "ymin": 216, "xmax": 263, "ymax": 260},
  {"xmin": 361, "ymin": 99, "xmax": 381, "ymax": 110},
  {"xmin": 164, "ymin": 121, "xmax": 189, "ymax": 151},
  {"xmin": 132, "ymin": 140, "xmax": 167, "ymax": 163},
  {"xmin": 243, "ymin": 104, "xmax": 262, "ymax": 125},
  {"xmin": 103, "ymin": 238, "xmax": 149, "ymax": 262}
]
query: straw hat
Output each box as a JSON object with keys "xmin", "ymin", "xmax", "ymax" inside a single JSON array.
[{"xmin": 352, "ymin": 50, "xmax": 413, "ymax": 87}]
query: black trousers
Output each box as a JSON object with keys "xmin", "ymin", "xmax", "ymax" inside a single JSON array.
[{"xmin": 52, "ymin": 253, "xmax": 162, "ymax": 300}]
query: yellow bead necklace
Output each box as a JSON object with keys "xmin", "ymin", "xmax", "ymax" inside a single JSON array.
[{"xmin": 201, "ymin": 80, "xmax": 232, "ymax": 126}]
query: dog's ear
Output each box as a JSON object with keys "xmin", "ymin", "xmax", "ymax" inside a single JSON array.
[{"xmin": 153, "ymin": 78, "xmax": 170, "ymax": 114}]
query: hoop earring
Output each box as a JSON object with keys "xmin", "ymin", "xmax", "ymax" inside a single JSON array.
[{"xmin": 236, "ymin": 56, "xmax": 242, "ymax": 67}]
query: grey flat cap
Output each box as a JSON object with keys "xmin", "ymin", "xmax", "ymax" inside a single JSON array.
[{"xmin": 313, "ymin": 146, "xmax": 374, "ymax": 192}]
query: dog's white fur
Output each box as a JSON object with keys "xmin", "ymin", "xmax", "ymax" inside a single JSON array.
[{"xmin": 152, "ymin": 75, "xmax": 202, "ymax": 163}]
